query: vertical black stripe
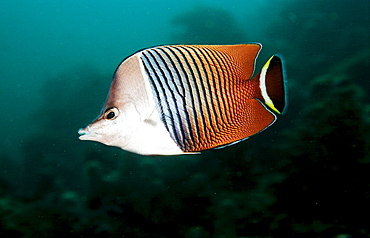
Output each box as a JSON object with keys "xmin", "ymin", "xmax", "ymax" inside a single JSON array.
[
  {"xmin": 159, "ymin": 47, "xmax": 195, "ymax": 146},
  {"xmin": 221, "ymin": 50, "xmax": 240, "ymax": 115},
  {"xmin": 168, "ymin": 46, "xmax": 202, "ymax": 146},
  {"xmin": 151, "ymin": 48, "xmax": 187, "ymax": 147},
  {"xmin": 208, "ymin": 49, "xmax": 236, "ymax": 119},
  {"xmin": 141, "ymin": 54, "xmax": 169, "ymax": 132},
  {"xmin": 141, "ymin": 51, "xmax": 181, "ymax": 146},
  {"xmin": 203, "ymin": 48, "xmax": 233, "ymax": 122},
  {"xmin": 186, "ymin": 46, "xmax": 219, "ymax": 135},
  {"xmin": 163, "ymin": 46, "xmax": 199, "ymax": 149},
  {"xmin": 176, "ymin": 46, "xmax": 208, "ymax": 141},
  {"xmin": 198, "ymin": 47, "xmax": 228, "ymax": 127},
  {"xmin": 149, "ymin": 49, "xmax": 184, "ymax": 145}
]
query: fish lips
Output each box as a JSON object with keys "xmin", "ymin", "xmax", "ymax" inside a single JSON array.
[{"xmin": 78, "ymin": 126, "xmax": 98, "ymax": 141}]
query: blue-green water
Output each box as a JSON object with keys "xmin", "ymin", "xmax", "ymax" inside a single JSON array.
[{"xmin": 0, "ymin": 0, "xmax": 369, "ymax": 237}]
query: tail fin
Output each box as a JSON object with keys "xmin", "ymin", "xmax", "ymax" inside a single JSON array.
[{"xmin": 257, "ymin": 54, "xmax": 287, "ymax": 115}]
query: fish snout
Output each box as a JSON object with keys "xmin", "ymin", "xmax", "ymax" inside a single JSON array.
[{"xmin": 78, "ymin": 126, "xmax": 92, "ymax": 140}]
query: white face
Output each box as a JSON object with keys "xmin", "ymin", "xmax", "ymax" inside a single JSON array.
[
  {"xmin": 78, "ymin": 102, "xmax": 141, "ymax": 149},
  {"xmin": 78, "ymin": 52, "xmax": 184, "ymax": 155},
  {"xmin": 78, "ymin": 100, "xmax": 184, "ymax": 155}
]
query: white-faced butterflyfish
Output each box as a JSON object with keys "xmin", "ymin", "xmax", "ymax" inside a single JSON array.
[{"xmin": 78, "ymin": 43, "xmax": 287, "ymax": 155}]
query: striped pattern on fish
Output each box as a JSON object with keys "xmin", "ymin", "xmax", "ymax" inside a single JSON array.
[
  {"xmin": 78, "ymin": 43, "xmax": 287, "ymax": 155},
  {"xmin": 140, "ymin": 45, "xmax": 278, "ymax": 152}
]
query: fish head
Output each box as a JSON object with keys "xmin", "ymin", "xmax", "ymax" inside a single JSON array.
[
  {"xmin": 77, "ymin": 52, "xmax": 184, "ymax": 155},
  {"xmin": 78, "ymin": 100, "xmax": 142, "ymax": 149},
  {"xmin": 78, "ymin": 53, "xmax": 151, "ymax": 150}
]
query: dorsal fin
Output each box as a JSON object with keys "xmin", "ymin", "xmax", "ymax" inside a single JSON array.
[{"xmin": 190, "ymin": 44, "xmax": 262, "ymax": 79}]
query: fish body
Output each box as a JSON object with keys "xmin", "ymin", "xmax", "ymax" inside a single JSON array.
[{"xmin": 78, "ymin": 44, "xmax": 287, "ymax": 155}]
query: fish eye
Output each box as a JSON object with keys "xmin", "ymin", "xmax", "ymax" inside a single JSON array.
[{"xmin": 104, "ymin": 107, "xmax": 119, "ymax": 120}]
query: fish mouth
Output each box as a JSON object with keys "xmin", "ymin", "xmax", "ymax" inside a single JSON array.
[
  {"xmin": 78, "ymin": 128, "xmax": 86, "ymax": 136},
  {"xmin": 78, "ymin": 127, "xmax": 96, "ymax": 141}
]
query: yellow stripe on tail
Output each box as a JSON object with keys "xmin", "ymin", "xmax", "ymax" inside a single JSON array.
[{"xmin": 259, "ymin": 55, "xmax": 287, "ymax": 115}]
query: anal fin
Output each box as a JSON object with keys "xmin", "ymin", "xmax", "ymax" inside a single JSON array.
[{"xmin": 214, "ymin": 99, "xmax": 276, "ymax": 149}]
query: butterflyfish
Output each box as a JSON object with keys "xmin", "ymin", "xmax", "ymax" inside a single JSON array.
[{"xmin": 78, "ymin": 43, "xmax": 287, "ymax": 155}]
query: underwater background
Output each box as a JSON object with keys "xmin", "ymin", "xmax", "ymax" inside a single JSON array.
[{"xmin": 1, "ymin": 0, "xmax": 369, "ymax": 237}]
